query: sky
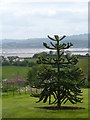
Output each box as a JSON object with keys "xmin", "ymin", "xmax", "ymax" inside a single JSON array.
[{"xmin": 0, "ymin": 0, "xmax": 89, "ymax": 39}]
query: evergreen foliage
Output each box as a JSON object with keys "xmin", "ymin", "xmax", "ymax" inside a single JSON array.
[
  {"xmin": 27, "ymin": 65, "xmax": 52, "ymax": 88},
  {"xmin": 36, "ymin": 35, "xmax": 86, "ymax": 108}
]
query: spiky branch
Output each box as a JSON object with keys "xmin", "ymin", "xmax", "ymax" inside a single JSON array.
[{"xmin": 36, "ymin": 35, "xmax": 85, "ymax": 108}]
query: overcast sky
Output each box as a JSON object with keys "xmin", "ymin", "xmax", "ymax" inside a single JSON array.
[{"xmin": 0, "ymin": 0, "xmax": 88, "ymax": 39}]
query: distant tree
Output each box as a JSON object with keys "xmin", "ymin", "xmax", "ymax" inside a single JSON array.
[
  {"xmin": 86, "ymin": 53, "xmax": 89, "ymax": 56},
  {"xmin": 27, "ymin": 67, "xmax": 36, "ymax": 87},
  {"xmin": 49, "ymin": 51, "xmax": 53, "ymax": 55},
  {"xmin": 2, "ymin": 61, "xmax": 10, "ymax": 66},
  {"xmin": 28, "ymin": 62, "xmax": 35, "ymax": 67},
  {"xmin": 36, "ymin": 35, "xmax": 86, "ymax": 109},
  {"xmin": 27, "ymin": 65, "xmax": 51, "ymax": 88},
  {"xmin": 33, "ymin": 52, "xmax": 48, "ymax": 58},
  {"xmin": 8, "ymin": 56, "xmax": 14, "ymax": 63},
  {"xmin": 13, "ymin": 60, "xmax": 29, "ymax": 66}
]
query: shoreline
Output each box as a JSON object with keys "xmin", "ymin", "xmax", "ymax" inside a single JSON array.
[{"xmin": 1, "ymin": 48, "xmax": 89, "ymax": 58}]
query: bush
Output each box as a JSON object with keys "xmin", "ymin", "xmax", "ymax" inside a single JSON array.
[{"xmin": 2, "ymin": 84, "xmax": 18, "ymax": 92}]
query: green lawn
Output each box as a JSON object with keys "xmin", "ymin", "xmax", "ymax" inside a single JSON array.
[
  {"xmin": 1, "ymin": 57, "xmax": 89, "ymax": 118},
  {"xmin": 2, "ymin": 66, "xmax": 30, "ymax": 79},
  {"xmin": 77, "ymin": 57, "xmax": 89, "ymax": 76},
  {"xmin": 2, "ymin": 89, "xmax": 88, "ymax": 118},
  {"xmin": 2, "ymin": 56, "xmax": 89, "ymax": 80},
  {"xmin": 0, "ymin": 97, "xmax": 2, "ymax": 120}
]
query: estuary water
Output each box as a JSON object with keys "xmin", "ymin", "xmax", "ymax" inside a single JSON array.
[{"xmin": 1, "ymin": 48, "xmax": 89, "ymax": 58}]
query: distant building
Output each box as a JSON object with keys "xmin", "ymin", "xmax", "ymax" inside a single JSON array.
[
  {"xmin": 3, "ymin": 76, "xmax": 27, "ymax": 86},
  {"xmin": 19, "ymin": 58, "xmax": 24, "ymax": 62}
]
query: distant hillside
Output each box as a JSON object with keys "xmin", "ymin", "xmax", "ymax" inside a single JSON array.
[{"xmin": 2, "ymin": 34, "xmax": 88, "ymax": 49}]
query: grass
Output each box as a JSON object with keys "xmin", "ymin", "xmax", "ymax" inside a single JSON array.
[
  {"xmin": 0, "ymin": 97, "xmax": 2, "ymax": 120},
  {"xmin": 2, "ymin": 56, "xmax": 89, "ymax": 79},
  {"xmin": 77, "ymin": 57, "xmax": 89, "ymax": 76},
  {"xmin": 2, "ymin": 66, "xmax": 30, "ymax": 79},
  {"xmin": 2, "ymin": 89, "xmax": 88, "ymax": 118},
  {"xmin": 2, "ymin": 57, "xmax": 89, "ymax": 90},
  {"xmin": 1, "ymin": 56, "xmax": 89, "ymax": 118}
]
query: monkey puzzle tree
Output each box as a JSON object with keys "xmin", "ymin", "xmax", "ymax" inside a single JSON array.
[{"xmin": 36, "ymin": 35, "xmax": 85, "ymax": 109}]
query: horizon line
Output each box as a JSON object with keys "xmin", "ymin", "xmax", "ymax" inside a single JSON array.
[{"xmin": 0, "ymin": 33, "xmax": 88, "ymax": 40}]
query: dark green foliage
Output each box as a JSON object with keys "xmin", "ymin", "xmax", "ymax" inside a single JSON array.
[
  {"xmin": 13, "ymin": 60, "xmax": 28, "ymax": 66},
  {"xmin": 28, "ymin": 62, "xmax": 35, "ymax": 67},
  {"xmin": 2, "ymin": 83, "xmax": 18, "ymax": 92},
  {"xmin": 2, "ymin": 61, "xmax": 10, "ymax": 66},
  {"xmin": 27, "ymin": 66, "xmax": 37, "ymax": 87},
  {"xmin": 33, "ymin": 51, "xmax": 57, "ymax": 61},
  {"xmin": 33, "ymin": 52, "xmax": 48, "ymax": 58},
  {"xmin": 2, "ymin": 59, "xmax": 35, "ymax": 67},
  {"xmin": 27, "ymin": 65, "xmax": 52, "ymax": 88},
  {"xmin": 36, "ymin": 35, "xmax": 86, "ymax": 108},
  {"xmin": 30, "ymin": 93, "xmax": 40, "ymax": 97}
]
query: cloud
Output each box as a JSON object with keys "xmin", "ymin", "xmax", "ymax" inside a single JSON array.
[{"xmin": 0, "ymin": 0, "xmax": 88, "ymax": 39}]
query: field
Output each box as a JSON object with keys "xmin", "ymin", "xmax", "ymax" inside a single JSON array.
[
  {"xmin": 2, "ymin": 66, "xmax": 30, "ymax": 79},
  {"xmin": 2, "ymin": 89, "xmax": 88, "ymax": 118},
  {"xmin": 0, "ymin": 97, "xmax": 2, "ymax": 120},
  {"xmin": 2, "ymin": 56, "xmax": 89, "ymax": 79},
  {"xmin": 1, "ymin": 56, "xmax": 89, "ymax": 118},
  {"xmin": 77, "ymin": 57, "xmax": 88, "ymax": 76}
]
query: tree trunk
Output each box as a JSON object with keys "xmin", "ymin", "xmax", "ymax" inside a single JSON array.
[
  {"xmin": 57, "ymin": 102, "xmax": 61, "ymax": 109},
  {"xmin": 57, "ymin": 90, "xmax": 61, "ymax": 109},
  {"xmin": 57, "ymin": 40, "xmax": 61, "ymax": 109},
  {"xmin": 49, "ymin": 95, "xmax": 51, "ymax": 104}
]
